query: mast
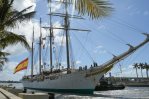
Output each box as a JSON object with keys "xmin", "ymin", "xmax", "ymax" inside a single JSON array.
[
  {"xmin": 39, "ymin": 18, "xmax": 42, "ymax": 74},
  {"xmin": 64, "ymin": 0, "xmax": 71, "ymax": 74},
  {"xmin": 31, "ymin": 26, "xmax": 34, "ymax": 79},
  {"xmin": 43, "ymin": 0, "xmax": 90, "ymax": 73},
  {"xmin": 49, "ymin": 0, "xmax": 53, "ymax": 72}
]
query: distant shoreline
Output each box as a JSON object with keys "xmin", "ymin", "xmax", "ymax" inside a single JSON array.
[{"xmin": 0, "ymin": 81, "xmax": 21, "ymax": 83}]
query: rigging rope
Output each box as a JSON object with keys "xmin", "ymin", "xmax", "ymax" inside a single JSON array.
[
  {"xmin": 110, "ymin": 17, "xmax": 145, "ymax": 33},
  {"xmin": 69, "ymin": 33, "xmax": 76, "ymax": 69},
  {"xmin": 57, "ymin": 32, "xmax": 65, "ymax": 66},
  {"xmin": 77, "ymin": 32, "xmax": 89, "ymax": 62},
  {"xmin": 72, "ymin": 33, "xmax": 95, "ymax": 62}
]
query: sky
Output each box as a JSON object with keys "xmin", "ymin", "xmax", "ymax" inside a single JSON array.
[{"xmin": 0, "ymin": 0, "xmax": 149, "ymax": 81}]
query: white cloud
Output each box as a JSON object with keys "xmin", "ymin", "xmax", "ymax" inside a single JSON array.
[
  {"xmin": 3, "ymin": 0, "xmax": 39, "ymax": 54},
  {"xmin": 52, "ymin": 22, "xmax": 66, "ymax": 46},
  {"xmin": 0, "ymin": 62, "xmax": 25, "ymax": 81},
  {"xmin": 96, "ymin": 45, "xmax": 103, "ymax": 49},
  {"xmin": 6, "ymin": 20, "xmax": 44, "ymax": 55},
  {"xmin": 76, "ymin": 60, "xmax": 81, "ymax": 65},
  {"xmin": 110, "ymin": 64, "xmax": 148, "ymax": 78},
  {"xmin": 4, "ymin": 44, "xmax": 27, "ymax": 55},
  {"xmin": 13, "ymin": 0, "xmax": 36, "ymax": 12},
  {"xmin": 93, "ymin": 45, "xmax": 106, "ymax": 54},
  {"xmin": 47, "ymin": 0, "xmax": 62, "ymax": 12}
]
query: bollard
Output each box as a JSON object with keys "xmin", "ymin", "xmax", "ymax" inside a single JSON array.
[
  {"xmin": 31, "ymin": 91, "xmax": 35, "ymax": 94},
  {"xmin": 23, "ymin": 88, "xmax": 27, "ymax": 93},
  {"xmin": 48, "ymin": 93, "xmax": 55, "ymax": 99}
]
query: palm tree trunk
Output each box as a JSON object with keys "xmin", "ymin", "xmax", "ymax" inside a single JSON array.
[
  {"xmin": 146, "ymin": 69, "xmax": 148, "ymax": 78},
  {"xmin": 141, "ymin": 68, "xmax": 143, "ymax": 78},
  {"xmin": 136, "ymin": 68, "xmax": 138, "ymax": 78}
]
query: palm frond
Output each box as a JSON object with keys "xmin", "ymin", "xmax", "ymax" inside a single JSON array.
[
  {"xmin": 51, "ymin": 0, "xmax": 113, "ymax": 19},
  {"xmin": 4, "ymin": 11, "xmax": 35, "ymax": 28},
  {"xmin": 0, "ymin": 51, "xmax": 10, "ymax": 57},
  {"xmin": 3, "ymin": 5, "xmax": 35, "ymax": 28},
  {"xmin": 0, "ymin": 0, "xmax": 14, "ymax": 23},
  {"xmin": 75, "ymin": 0, "xmax": 113, "ymax": 19},
  {"xmin": 0, "ymin": 57, "xmax": 8, "ymax": 66},
  {"xmin": 0, "ymin": 51, "xmax": 9, "ymax": 66},
  {"xmin": 0, "ymin": 31, "xmax": 30, "ymax": 50}
]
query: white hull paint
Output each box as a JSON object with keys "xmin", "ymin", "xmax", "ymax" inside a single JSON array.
[{"xmin": 22, "ymin": 70, "xmax": 106, "ymax": 94}]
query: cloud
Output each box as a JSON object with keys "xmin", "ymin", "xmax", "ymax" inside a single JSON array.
[
  {"xmin": 76, "ymin": 61, "xmax": 81, "ymax": 65},
  {"xmin": 110, "ymin": 64, "xmax": 147, "ymax": 77},
  {"xmin": 4, "ymin": 44, "xmax": 27, "ymax": 55},
  {"xmin": 48, "ymin": 21, "xmax": 66, "ymax": 46},
  {"xmin": 93, "ymin": 45, "xmax": 106, "ymax": 54},
  {"xmin": 6, "ymin": 20, "xmax": 47, "ymax": 55},
  {"xmin": 96, "ymin": 45, "xmax": 103, "ymax": 49},
  {"xmin": 0, "ymin": 62, "xmax": 25, "ymax": 81},
  {"xmin": 3, "ymin": 0, "xmax": 38, "ymax": 54},
  {"xmin": 11, "ymin": 20, "xmax": 47, "ymax": 45},
  {"xmin": 47, "ymin": 0, "xmax": 62, "ymax": 12},
  {"xmin": 13, "ymin": 0, "xmax": 36, "ymax": 11}
]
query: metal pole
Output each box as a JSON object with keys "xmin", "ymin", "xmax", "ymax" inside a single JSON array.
[
  {"xmin": 49, "ymin": 0, "xmax": 53, "ymax": 73},
  {"xmin": 64, "ymin": 0, "xmax": 70, "ymax": 74},
  {"xmin": 39, "ymin": 18, "xmax": 42, "ymax": 74}
]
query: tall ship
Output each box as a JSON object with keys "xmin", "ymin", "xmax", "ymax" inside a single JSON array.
[{"xmin": 21, "ymin": 0, "xmax": 149, "ymax": 94}]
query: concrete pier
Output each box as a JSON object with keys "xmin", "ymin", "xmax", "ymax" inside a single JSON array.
[
  {"xmin": 19, "ymin": 93, "xmax": 49, "ymax": 99},
  {"xmin": 0, "ymin": 87, "xmax": 55, "ymax": 99},
  {"xmin": 5, "ymin": 88, "xmax": 23, "ymax": 96},
  {"xmin": 0, "ymin": 88, "xmax": 21, "ymax": 99},
  {"xmin": 0, "ymin": 92, "xmax": 7, "ymax": 99}
]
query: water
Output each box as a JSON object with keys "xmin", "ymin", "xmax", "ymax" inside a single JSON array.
[{"xmin": 0, "ymin": 83, "xmax": 149, "ymax": 99}]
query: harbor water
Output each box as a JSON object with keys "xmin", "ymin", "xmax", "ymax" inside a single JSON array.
[{"xmin": 0, "ymin": 83, "xmax": 149, "ymax": 99}]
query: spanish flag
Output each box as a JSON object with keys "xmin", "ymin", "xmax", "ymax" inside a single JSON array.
[{"xmin": 14, "ymin": 58, "xmax": 28, "ymax": 74}]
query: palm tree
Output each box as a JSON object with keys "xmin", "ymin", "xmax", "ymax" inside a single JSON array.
[
  {"xmin": 138, "ymin": 63, "xmax": 144, "ymax": 78},
  {"xmin": 144, "ymin": 63, "xmax": 149, "ymax": 78},
  {"xmin": 0, "ymin": 0, "xmax": 35, "ymax": 65},
  {"xmin": 0, "ymin": 51, "xmax": 9, "ymax": 70},
  {"xmin": 48, "ymin": 0, "xmax": 113, "ymax": 19},
  {"xmin": 133, "ymin": 63, "xmax": 139, "ymax": 78}
]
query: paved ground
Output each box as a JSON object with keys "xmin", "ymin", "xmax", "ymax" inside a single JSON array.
[
  {"xmin": 0, "ymin": 92, "xmax": 7, "ymax": 99},
  {"xmin": 0, "ymin": 88, "xmax": 21, "ymax": 99}
]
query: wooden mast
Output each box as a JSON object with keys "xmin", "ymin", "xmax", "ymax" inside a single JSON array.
[
  {"xmin": 64, "ymin": 0, "xmax": 71, "ymax": 74},
  {"xmin": 49, "ymin": 0, "xmax": 53, "ymax": 73},
  {"xmin": 31, "ymin": 26, "xmax": 34, "ymax": 79},
  {"xmin": 39, "ymin": 18, "xmax": 42, "ymax": 74}
]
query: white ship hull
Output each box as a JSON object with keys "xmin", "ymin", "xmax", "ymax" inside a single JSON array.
[{"xmin": 22, "ymin": 69, "xmax": 107, "ymax": 94}]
